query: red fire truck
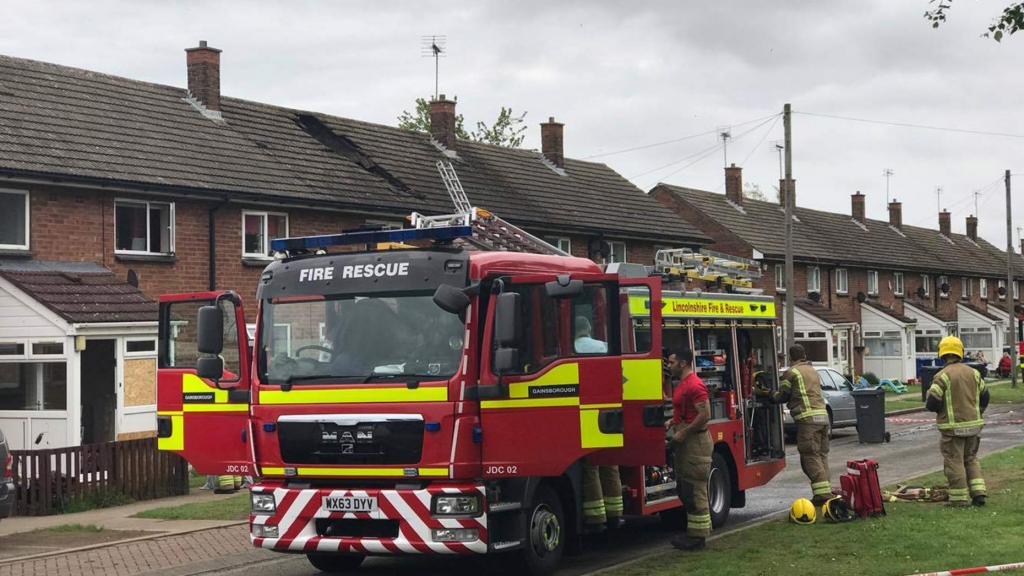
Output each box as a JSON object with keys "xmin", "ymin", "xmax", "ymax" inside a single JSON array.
[{"xmin": 156, "ymin": 215, "xmax": 785, "ymax": 575}]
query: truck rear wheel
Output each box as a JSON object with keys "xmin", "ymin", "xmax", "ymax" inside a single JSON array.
[
  {"xmin": 708, "ymin": 452, "xmax": 731, "ymax": 529},
  {"xmin": 306, "ymin": 553, "xmax": 365, "ymax": 573},
  {"xmin": 514, "ymin": 485, "xmax": 564, "ymax": 576}
]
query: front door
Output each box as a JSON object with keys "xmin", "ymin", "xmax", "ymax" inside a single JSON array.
[
  {"xmin": 156, "ymin": 292, "xmax": 254, "ymax": 476},
  {"xmin": 80, "ymin": 339, "xmax": 116, "ymax": 444}
]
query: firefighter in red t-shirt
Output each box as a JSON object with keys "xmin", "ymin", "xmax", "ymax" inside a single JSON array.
[{"xmin": 665, "ymin": 348, "xmax": 713, "ymax": 551}]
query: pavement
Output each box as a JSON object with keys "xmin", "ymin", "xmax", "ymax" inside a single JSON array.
[{"xmin": 0, "ymin": 403, "xmax": 1020, "ymax": 576}]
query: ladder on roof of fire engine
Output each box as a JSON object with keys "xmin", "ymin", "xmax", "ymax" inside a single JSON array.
[
  {"xmin": 409, "ymin": 161, "xmax": 570, "ymax": 257},
  {"xmin": 654, "ymin": 247, "xmax": 762, "ymax": 289}
]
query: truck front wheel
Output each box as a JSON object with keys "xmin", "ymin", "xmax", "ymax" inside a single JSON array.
[
  {"xmin": 708, "ymin": 452, "xmax": 731, "ymax": 529},
  {"xmin": 306, "ymin": 553, "xmax": 365, "ymax": 573},
  {"xmin": 514, "ymin": 485, "xmax": 564, "ymax": 576}
]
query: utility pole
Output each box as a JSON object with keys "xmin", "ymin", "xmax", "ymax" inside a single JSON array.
[
  {"xmin": 1006, "ymin": 170, "xmax": 1018, "ymax": 388},
  {"xmin": 784, "ymin": 104, "xmax": 795, "ymax": 354}
]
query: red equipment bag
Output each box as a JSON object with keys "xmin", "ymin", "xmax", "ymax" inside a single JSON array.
[{"xmin": 841, "ymin": 459, "xmax": 885, "ymax": 518}]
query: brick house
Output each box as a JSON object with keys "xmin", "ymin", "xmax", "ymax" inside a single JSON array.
[
  {"xmin": 0, "ymin": 42, "xmax": 707, "ymax": 449},
  {"xmin": 652, "ymin": 165, "xmax": 1023, "ymax": 381}
]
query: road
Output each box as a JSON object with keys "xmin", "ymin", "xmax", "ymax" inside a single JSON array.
[{"xmin": 202, "ymin": 404, "xmax": 1024, "ymax": 576}]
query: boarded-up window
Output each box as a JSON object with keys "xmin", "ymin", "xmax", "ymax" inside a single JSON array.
[{"xmin": 124, "ymin": 358, "xmax": 156, "ymax": 407}]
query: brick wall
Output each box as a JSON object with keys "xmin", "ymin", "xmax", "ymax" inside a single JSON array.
[{"xmin": 650, "ymin": 187, "xmax": 753, "ymax": 259}]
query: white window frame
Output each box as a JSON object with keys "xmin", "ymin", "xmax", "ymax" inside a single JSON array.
[
  {"xmin": 922, "ymin": 275, "xmax": 930, "ymax": 297},
  {"xmin": 0, "ymin": 188, "xmax": 30, "ymax": 251},
  {"xmin": 114, "ymin": 199, "xmax": 175, "ymax": 255},
  {"xmin": 28, "ymin": 340, "xmax": 65, "ymax": 360},
  {"xmin": 549, "ymin": 237, "xmax": 572, "ymax": 254},
  {"xmin": 835, "ymin": 268, "xmax": 848, "ymax": 295},
  {"xmin": 273, "ymin": 323, "xmax": 292, "ymax": 355},
  {"xmin": 962, "ymin": 277, "xmax": 971, "ymax": 299},
  {"xmin": 998, "ymin": 279, "xmax": 1006, "ymax": 300},
  {"xmin": 980, "ymin": 278, "xmax": 988, "ymax": 300},
  {"xmin": 1015, "ymin": 281, "xmax": 1020, "ymax": 301},
  {"xmin": 807, "ymin": 266, "xmax": 821, "ymax": 293},
  {"xmin": 867, "ymin": 270, "xmax": 879, "ymax": 296},
  {"xmin": 0, "ymin": 339, "xmax": 29, "ymax": 360},
  {"xmin": 940, "ymin": 275, "xmax": 949, "ymax": 299},
  {"xmin": 893, "ymin": 272, "xmax": 904, "ymax": 296},
  {"xmin": 124, "ymin": 338, "xmax": 157, "ymax": 358},
  {"xmin": 242, "ymin": 210, "xmax": 289, "ymax": 258},
  {"xmin": 608, "ymin": 241, "xmax": 627, "ymax": 264},
  {"xmin": 775, "ymin": 264, "xmax": 785, "ymax": 292}
]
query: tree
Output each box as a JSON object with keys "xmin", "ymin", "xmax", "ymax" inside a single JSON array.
[
  {"xmin": 924, "ymin": 1, "xmax": 1024, "ymax": 41},
  {"xmin": 743, "ymin": 182, "xmax": 778, "ymax": 202},
  {"xmin": 398, "ymin": 98, "xmax": 528, "ymax": 148}
]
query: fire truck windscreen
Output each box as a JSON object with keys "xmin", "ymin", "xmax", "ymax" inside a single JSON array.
[{"xmin": 258, "ymin": 292, "xmax": 466, "ymax": 385}]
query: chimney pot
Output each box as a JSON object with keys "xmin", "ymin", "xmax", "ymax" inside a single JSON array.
[
  {"xmin": 185, "ymin": 40, "xmax": 222, "ymax": 112},
  {"xmin": 779, "ymin": 179, "xmax": 796, "ymax": 208},
  {"xmin": 966, "ymin": 214, "xmax": 978, "ymax": 241},
  {"xmin": 851, "ymin": 191, "xmax": 866, "ymax": 224},
  {"xmin": 888, "ymin": 199, "xmax": 903, "ymax": 230},
  {"xmin": 428, "ymin": 96, "xmax": 458, "ymax": 150},
  {"xmin": 939, "ymin": 210, "xmax": 951, "ymax": 237},
  {"xmin": 541, "ymin": 117, "xmax": 565, "ymax": 169},
  {"xmin": 725, "ymin": 164, "xmax": 743, "ymax": 205}
]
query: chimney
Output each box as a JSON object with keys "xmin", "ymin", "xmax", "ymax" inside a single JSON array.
[
  {"xmin": 185, "ymin": 40, "xmax": 222, "ymax": 112},
  {"xmin": 429, "ymin": 95, "xmax": 458, "ymax": 150},
  {"xmin": 1020, "ymin": 237, "xmax": 1024, "ymax": 255},
  {"xmin": 779, "ymin": 179, "xmax": 796, "ymax": 208},
  {"xmin": 851, "ymin": 191, "xmax": 866, "ymax": 224},
  {"xmin": 888, "ymin": 199, "xmax": 903, "ymax": 230},
  {"xmin": 966, "ymin": 215, "xmax": 978, "ymax": 241},
  {"xmin": 725, "ymin": 164, "xmax": 743, "ymax": 204},
  {"xmin": 540, "ymin": 117, "xmax": 564, "ymax": 169},
  {"xmin": 939, "ymin": 210, "xmax": 951, "ymax": 237}
]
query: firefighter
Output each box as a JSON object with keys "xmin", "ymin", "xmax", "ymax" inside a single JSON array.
[
  {"xmin": 581, "ymin": 461, "xmax": 624, "ymax": 533},
  {"xmin": 926, "ymin": 336, "xmax": 990, "ymax": 507},
  {"xmin": 757, "ymin": 344, "xmax": 832, "ymax": 505},
  {"xmin": 665, "ymin": 348, "xmax": 712, "ymax": 551}
]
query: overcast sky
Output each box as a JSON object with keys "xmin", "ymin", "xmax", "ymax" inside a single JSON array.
[{"xmin": 3, "ymin": 0, "xmax": 1023, "ymax": 249}]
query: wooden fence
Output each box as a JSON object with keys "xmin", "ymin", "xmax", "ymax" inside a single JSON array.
[{"xmin": 9, "ymin": 437, "xmax": 190, "ymax": 516}]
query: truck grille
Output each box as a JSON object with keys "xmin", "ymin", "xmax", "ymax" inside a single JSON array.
[{"xmin": 277, "ymin": 419, "xmax": 424, "ymax": 465}]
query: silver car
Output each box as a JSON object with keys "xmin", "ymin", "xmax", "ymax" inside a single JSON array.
[
  {"xmin": 782, "ymin": 367, "xmax": 858, "ymax": 436},
  {"xmin": 0, "ymin": 428, "xmax": 13, "ymax": 521}
]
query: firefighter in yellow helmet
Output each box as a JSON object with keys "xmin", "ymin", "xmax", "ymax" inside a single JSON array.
[{"xmin": 926, "ymin": 336, "xmax": 990, "ymax": 507}]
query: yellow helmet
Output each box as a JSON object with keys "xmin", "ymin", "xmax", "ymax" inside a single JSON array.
[
  {"xmin": 790, "ymin": 498, "xmax": 816, "ymax": 525},
  {"xmin": 938, "ymin": 336, "xmax": 964, "ymax": 360},
  {"xmin": 821, "ymin": 497, "xmax": 852, "ymax": 523}
]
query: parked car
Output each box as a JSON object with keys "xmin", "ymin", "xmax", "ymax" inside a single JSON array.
[
  {"xmin": 0, "ymin": 428, "xmax": 13, "ymax": 522},
  {"xmin": 781, "ymin": 367, "xmax": 858, "ymax": 438}
]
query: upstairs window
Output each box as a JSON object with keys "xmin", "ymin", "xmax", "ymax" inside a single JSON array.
[
  {"xmin": 980, "ymin": 278, "xmax": 988, "ymax": 300},
  {"xmin": 1015, "ymin": 281, "xmax": 1020, "ymax": 301},
  {"xmin": 998, "ymin": 280, "xmax": 1006, "ymax": 300},
  {"xmin": 243, "ymin": 211, "xmax": 288, "ymax": 258},
  {"xmin": 607, "ymin": 241, "xmax": 627, "ymax": 264},
  {"xmin": 867, "ymin": 270, "xmax": 879, "ymax": 296},
  {"xmin": 548, "ymin": 237, "xmax": 572, "ymax": 254},
  {"xmin": 922, "ymin": 275, "xmax": 930, "ymax": 297},
  {"xmin": 775, "ymin": 265, "xmax": 785, "ymax": 292},
  {"xmin": 836, "ymin": 268, "xmax": 848, "ymax": 295},
  {"xmin": 939, "ymin": 275, "xmax": 949, "ymax": 299},
  {"xmin": 893, "ymin": 272, "xmax": 904, "ymax": 296},
  {"xmin": 961, "ymin": 277, "xmax": 971, "ymax": 299},
  {"xmin": 115, "ymin": 200, "xmax": 174, "ymax": 254},
  {"xmin": 807, "ymin": 266, "xmax": 821, "ymax": 293},
  {"xmin": 0, "ymin": 189, "xmax": 29, "ymax": 250}
]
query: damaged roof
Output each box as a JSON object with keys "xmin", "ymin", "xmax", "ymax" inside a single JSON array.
[
  {"xmin": 0, "ymin": 265, "xmax": 157, "ymax": 324},
  {"xmin": 0, "ymin": 54, "xmax": 707, "ymax": 245}
]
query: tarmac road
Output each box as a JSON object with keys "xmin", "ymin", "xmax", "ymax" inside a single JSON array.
[{"xmin": 210, "ymin": 404, "xmax": 1024, "ymax": 576}]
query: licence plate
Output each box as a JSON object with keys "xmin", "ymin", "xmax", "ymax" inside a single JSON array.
[{"xmin": 322, "ymin": 496, "xmax": 378, "ymax": 513}]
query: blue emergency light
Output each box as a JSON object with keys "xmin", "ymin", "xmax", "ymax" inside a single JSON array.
[{"xmin": 270, "ymin": 225, "xmax": 473, "ymax": 252}]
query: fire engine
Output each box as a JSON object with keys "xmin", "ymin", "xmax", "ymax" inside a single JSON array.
[{"xmin": 155, "ymin": 165, "xmax": 785, "ymax": 575}]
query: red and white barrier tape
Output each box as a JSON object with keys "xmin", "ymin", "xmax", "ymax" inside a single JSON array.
[{"xmin": 908, "ymin": 561, "xmax": 1024, "ymax": 575}]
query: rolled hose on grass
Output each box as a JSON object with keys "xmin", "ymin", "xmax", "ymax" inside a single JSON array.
[{"xmin": 907, "ymin": 561, "xmax": 1024, "ymax": 575}]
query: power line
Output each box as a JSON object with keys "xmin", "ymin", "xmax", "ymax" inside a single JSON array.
[
  {"xmin": 795, "ymin": 110, "xmax": 1024, "ymax": 139},
  {"xmin": 738, "ymin": 114, "xmax": 782, "ymax": 167},
  {"xmin": 582, "ymin": 113, "xmax": 779, "ymax": 160}
]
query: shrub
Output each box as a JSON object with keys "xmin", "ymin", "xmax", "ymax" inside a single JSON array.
[{"xmin": 862, "ymin": 372, "xmax": 880, "ymax": 386}]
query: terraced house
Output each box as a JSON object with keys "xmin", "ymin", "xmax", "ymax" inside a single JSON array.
[
  {"xmin": 0, "ymin": 42, "xmax": 707, "ymax": 450},
  {"xmin": 653, "ymin": 164, "xmax": 1024, "ymax": 382}
]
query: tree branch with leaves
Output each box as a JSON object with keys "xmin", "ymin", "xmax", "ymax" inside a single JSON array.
[
  {"xmin": 925, "ymin": 0, "xmax": 1024, "ymax": 41},
  {"xmin": 398, "ymin": 98, "xmax": 528, "ymax": 148}
]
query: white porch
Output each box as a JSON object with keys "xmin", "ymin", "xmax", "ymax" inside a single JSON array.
[
  {"xmin": 862, "ymin": 305, "xmax": 916, "ymax": 382},
  {"xmin": 957, "ymin": 303, "xmax": 1003, "ymax": 370},
  {"xmin": 783, "ymin": 303, "xmax": 856, "ymax": 376}
]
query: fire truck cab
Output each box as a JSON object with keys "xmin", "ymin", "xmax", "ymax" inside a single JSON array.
[{"xmin": 155, "ymin": 224, "xmax": 785, "ymax": 575}]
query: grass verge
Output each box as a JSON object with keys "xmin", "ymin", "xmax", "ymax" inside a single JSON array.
[
  {"xmin": 132, "ymin": 493, "xmax": 249, "ymax": 521},
  {"xmin": 611, "ymin": 446, "xmax": 1024, "ymax": 576}
]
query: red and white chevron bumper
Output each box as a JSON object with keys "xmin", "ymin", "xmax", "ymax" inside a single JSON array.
[{"xmin": 249, "ymin": 484, "xmax": 488, "ymax": 555}]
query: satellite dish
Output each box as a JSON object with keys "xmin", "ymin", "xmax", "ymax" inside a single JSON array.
[
  {"xmin": 940, "ymin": 282, "xmax": 950, "ymax": 295},
  {"xmin": 856, "ymin": 291, "xmax": 867, "ymax": 304},
  {"xmin": 1015, "ymin": 303, "xmax": 1024, "ymax": 315},
  {"xmin": 126, "ymin": 269, "xmax": 139, "ymax": 288},
  {"xmin": 808, "ymin": 291, "xmax": 821, "ymax": 303},
  {"xmin": 998, "ymin": 286, "xmax": 1008, "ymax": 297},
  {"xmin": 916, "ymin": 286, "xmax": 926, "ymax": 299}
]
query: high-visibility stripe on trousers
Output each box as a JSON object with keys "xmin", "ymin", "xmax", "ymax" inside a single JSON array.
[
  {"xmin": 583, "ymin": 499, "xmax": 606, "ymax": 524},
  {"xmin": 582, "ymin": 462, "xmax": 623, "ymax": 524},
  {"xmin": 797, "ymin": 422, "xmax": 831, "ymax": 499},
  {"xmin": 940, "ymin": 434, "xmax": 984, "ymax": 500},
  {"xmin": 969, "ymin": 478, "xmax": 987, "ymax": 496},
  {"xmin": 673, "ymin": 429, "xmax": 713, "ymax": 539},
  {"xmin": 811, "ymin": 481, "xmax": 833, "ymax": 497}
]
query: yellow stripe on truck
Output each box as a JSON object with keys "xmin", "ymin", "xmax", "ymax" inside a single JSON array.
[
  {"xmin": 579, "ymin": 408, "xmax": 624, "ymax": 449},
  {"xmin": 260, "ymin": 467, "xmax": 449, "ymax": 478},
  {"xmin": 259, "ymin": 385, "xmax": 448, "ymax": 405},
  {"xmin": 622, "ymin": 358, "xmax": 662, "ymax": 400},
  {"xmin": 156, "ymin": 414, "xmax": 184, "ymax": 451}
]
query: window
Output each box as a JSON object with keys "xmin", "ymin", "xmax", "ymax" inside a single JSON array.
[
  {"xmin": 867, "ymin": 270, "xmax": 879, "ymax": 295},
  {"xmin": 998, "ymin": 280, "xmax": 1006, "ymax": 300},
  {"xmin": 0, "ymin": 342, "xmax": 26, "ymax": 357},
  {"xmin": 960, "ymin": 328, "xmax": 993, "ymax": 350},
  {"xmin": 961, "ymin": 277, "xmax": 972, "ymax": 299},
  {"xmin": 115, "ymin": 200, "xmax": 174, "ymax": 254},
  {"xmin": 243, "ymin": 211, "xmax": 288, "ymax": 258},
  {"xmin": 817, "ymin": 369, "xmax": 838, "ymax": 391},
  {"xmin": 836, "ymin": 268, "xmax": 848, "ymax": 295},
  {"xmin": 922, "ymin": 275, "xmax": 930, "ymax": 297},
  {"xmin": 548, "ymin": 237, "xmax": 571, "ymax": 254},
  {"xmin": 915, "ymin": 329, "xmax": 942, "ymax": 353},
  {"xmin": 125, "ymin": 339, "xmax": 157, "ymax": 356},
  {"xmin": 807, "ymin": 266, "xmax": 821, "ymax": 293},
  {"xmin": 1015, "ymin": 281, "xmax": 1020, "ymax": 301},
  {"xmin": 980, "ymin": 279, "xmax": 988, "ymax": 300},
  {"xmin": 621, "ymin": 286, "xmax": 652, "ymax": 354},
  {"xmin": 31, "ymin": 342, "xmax": 64, "ymax": 357},
  {"xmin": 607, "ymin": 241, "xmax": 627, "ymax": 264},
  {"xmin": 775, "ymin": 264, "xmax": 785, "ymax": 292},
  {"xmin": 0, "ymin": 362, "xmax": 67, "ymax": 411},
  {"xmin": 939, "ymin": 275, "xmax": 949, "ymax": 299},
  {"xmin": 893, "ymin": 273, "xmax": 904, "ymax": 296},
  {"xmin": 161, "ymin": 299, "xmax": 241, "ymax": 381},
  {"xmin": 273, "ymin": 324, "xmax": 292, "ymax": 356},
  {"xmin": 865, "ymin": 330, "xmax": 902, "ymax": 357},
  {"xmin": 0, "ymin": 189, "xmax": 29, "ymax": 250}
]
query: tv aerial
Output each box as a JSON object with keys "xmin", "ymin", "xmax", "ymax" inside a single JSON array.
[
  {"xmin": 421, "ymin": 35, "xmax": 447, "ymax": 100},
  {"xmin": 717, "ymin": 125, "xmax": 732, "ymax": 167}
]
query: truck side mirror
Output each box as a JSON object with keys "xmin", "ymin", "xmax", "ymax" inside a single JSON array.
[
  {"xmin": 493, "ymin": 347, "xmax": 520, "ymax": 374},
  {"xmin": 545, "ymin": 275, "xmax": 584, "ymax": 298},
  {"xmin": 196, "ymin": 356, "xmax": 224, "ymax": 381},
  {"xmin": 197, "ymin": 305, "xmax": 224, "ymax": 354},
  {"xmin": 433, "ymin": 284, "xmax": 470, "ymax": 315},
  {"xmin": 494, "ymin": 292, "xmax": 522, "ymax": 347}
]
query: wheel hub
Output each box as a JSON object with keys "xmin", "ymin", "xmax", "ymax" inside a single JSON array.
[{"xmin": 529, "ymin": 504, "xmax": 561, "ymax": 555}]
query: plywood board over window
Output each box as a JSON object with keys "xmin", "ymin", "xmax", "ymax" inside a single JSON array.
[{"xmin": 123, "ymin": 358, "xmax": 156, "ymax": 407}]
